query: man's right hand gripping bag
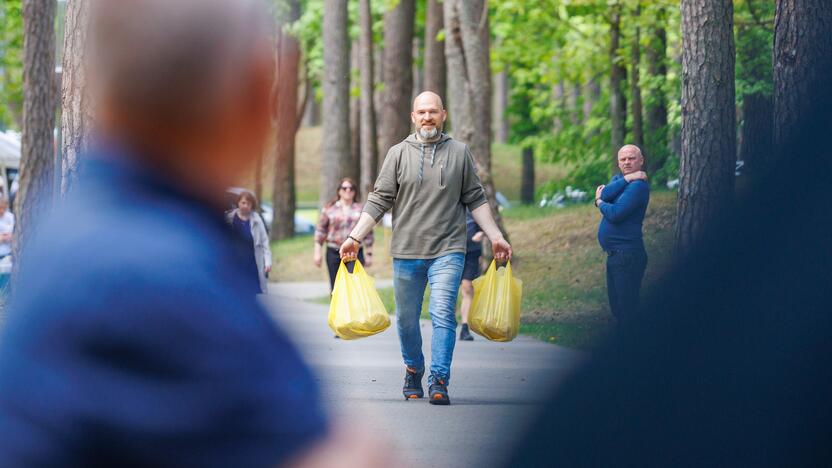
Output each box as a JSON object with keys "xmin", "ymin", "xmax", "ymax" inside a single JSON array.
[
  {"xmin": 469, "ymin": 260, "xmax": 523, "ymax": 342},
  {"xmin": 328, "ymin": 260, "xmax": 390, "ymax": 339}
]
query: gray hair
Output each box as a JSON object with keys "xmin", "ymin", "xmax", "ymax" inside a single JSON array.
[{"xmin": 88, "ymin": 0, "xmax": 272, "ymax": 128}]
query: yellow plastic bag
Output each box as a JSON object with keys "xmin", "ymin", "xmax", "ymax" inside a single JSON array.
[
  {"xmin": 469, "ymin": 260, "xmax": 522, "ymax": 342},
  {"xmin": 328, "ymin": 260, "xmax": 390, "ymax": 339}
]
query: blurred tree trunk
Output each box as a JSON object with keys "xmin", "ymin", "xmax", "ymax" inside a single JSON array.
[
  {"xmin": 774, "ymin": 0, "xmax": 832, "ymax": 159},
  {"xmin": 569, "ymin": 82, "xmax": 581, "ymax": 126},
  {"xmin": 60, "ymin": 0, "xmax": 91, "ymax": 195},
  {"xmin": 609, "ymin": 2, "xmax": 627, "ymax": 164},
  {"xmin": 424, "ymin": 0, "xmax": 446, "ymax": 99},
  {"xmin": 411, "ymin": 38, "xmax": 422, "ymax": 101},
  {"xmin": 359, "ymin": 0, "xmax": 378, "ymax": 197},
  {"xmin": 379, "ymin": 0, "xmax": 414, "ymax": 157},
  {"xmin": 14, "ymin": 0, "xmax": 57, "ymax": 279},
  {"xmin": 738, "ymin": 93, "xmax": 773, "ymax": 174},
  {"xmin": 492, "ymin": 70, "xmax": 509, "ymax": 144},
  {"xmin": 349, "ymin": 39, "xmax": 361, "ymax": 182},
  {"xmin": 321, "ymin": 0, "xmax": 351, "ymax": 206},
  {"xmin": 644, "ymin": 7, "xmax": 669, "ymax": 174},
  {"xmin": 302, "ymin": 85, "xmax": 319, "ymax": 127},
  {"xmin": 521, "ymin": 146, "xmax": 535, "ymax": 205},
  {"xmin": 444, "ymin": 0, "xmax": 506, "ymax": 238},
  {"xmin": 676, "ymin": 0, "xmax": 736, "ymax": 255},
  {"xmin": 629, "ymin": 6, "xmax": 644, "ymax": 149},
  {"xmin": 583, "ymin": 79, "xmax": 600, "ymax": 123},
  {"xmin": 271, "ymin": 0, "xmax": 302, "ymax": 240}
]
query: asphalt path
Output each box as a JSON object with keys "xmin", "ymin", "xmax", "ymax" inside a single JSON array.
[{"xmin": 263, "ymin": 282, "xmax": 584, "ymax": 468}]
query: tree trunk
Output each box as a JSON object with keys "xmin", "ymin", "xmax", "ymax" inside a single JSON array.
[
  {"xmin": 15, "ymin": 0, "xmax": 57, "ymax": 279},
  {"xmin": 583, "ymin": 79, "xmax": 600, "ymax": 123},
  {"xmin": 552, "ymin": 80, "xmax": 564, "ymax": 132},
  {"xmin": 569, "ymin": 82, "xmax": 581, "ymax": 126},
  {"xmin": 492, "ymin": 70, "xmax": 509, "ymax": 143},
  {"xmin": 321, "ymin": 0, "xmax": 351, "ymax": 206},
  {"xmin": 774, "ymin": 0, "xmax": 832, "ymax": 158},
  {"xmin": 609, "ymin": 3, "xmax": 628, "ymax": 163},
  {"xmin": 271, "ymin": 0, "xmax": 302, "ymax": 240},
  {"xmin": 412, "ymin": 37, "xmax": 422, "ymax": 101},
  {"xmin": 359, "ymin": 0, "xmax": 378, "ymax": 197},
  {"xmin": 677, "ymin": 0, "xmax": 736, "ymax": 255},
  {"xmin": 521, "ymin": 146, "xmax": 535, "ymax": 205},
  {"xmin": 444, "ymin": 0, "xmax": 506, "ymax": 238},
  {"xmin": 302, "ymin": 84, "xmax": 319, "ymax": 127},
  {"xmin": 644, "ymin": 8, "xmax": 669, "ymax": 174},
  {"xmin": 738, "ymin": 93, "xmax": 773, "ymax": 174},
  {"xmin": 379, "ymin": 0, "xmax": 415, "ymax": 158},
  {"xmin": 424, "ymin": 0, "xmax": 446, "ymax": 99},
  {"xmin": 630, "ymin": 6, "xmax": 644, "ymax": 149},
  {"xmin": 60, "ymin": 0, "xmax": 91, "ymax": 195},
  {"xmin": 349, "ymin": 38, "xmax": 361, "ymax": 182}
]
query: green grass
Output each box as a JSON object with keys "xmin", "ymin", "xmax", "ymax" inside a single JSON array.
[{"xmin": 520, "ymin": 321, "xmax": 612, "ymax": 350}]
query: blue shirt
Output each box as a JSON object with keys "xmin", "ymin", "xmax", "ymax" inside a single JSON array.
[
  {"xmin": 597, "ymin": 174, "xmax": 650, "ymax": 252},
  {"xmin": 466, "ymin": 210, "xmax": 482, "ymax": 253},
  {"xmin": 0, "ymin": 149, "xmax": 328, "ymax": 466}
]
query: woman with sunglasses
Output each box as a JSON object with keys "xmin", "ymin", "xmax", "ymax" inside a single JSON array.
[{"xmin": 314, "ymin": 178, "xmax": 374, "ymax": 292}]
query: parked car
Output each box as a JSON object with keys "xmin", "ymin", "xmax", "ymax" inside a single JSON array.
[{"xmin": 225, "ymin": 187, "xmax": 315, "ymax": 236}]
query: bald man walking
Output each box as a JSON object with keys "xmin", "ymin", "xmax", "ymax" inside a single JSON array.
[
  {"xmin": 340, "ymin": 92, "xmax": 512, "ymax": 405},
  {"xmin": 595, "ymin": 145, "xmax": 651, "ymax": 322}
]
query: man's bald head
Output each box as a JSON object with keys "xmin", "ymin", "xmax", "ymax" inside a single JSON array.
[
  {"xmin": 617, "ymin": 144, "xmax": 645, "ymax": 175},
  {"xmin": 88, "ymin": 0, "xmax": 272, "ymax": 133},
  {"xmin": 412, "ymin": 91, "xmax": 444, "ymax": 112},
  {"xmin": 411, "ymin": 91, "xmax": 447, "ymax": 140}
]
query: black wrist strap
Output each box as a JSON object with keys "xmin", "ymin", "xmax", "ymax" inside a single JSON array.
[{"xmin": 349, "ymin": 235, "xmax": 362, "ymax": 245}]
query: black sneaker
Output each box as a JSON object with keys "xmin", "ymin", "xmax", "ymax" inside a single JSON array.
[
  {"xmin": 459, "ymin": 324, "xmax": 474, "ymax": 341},
  {"xmin": 403, "ymin": 367, "xmax": 424, "ymax": 400},
  {"xmin": 428, "ymin": 376, "xmax": 450, "ymax": 405}
]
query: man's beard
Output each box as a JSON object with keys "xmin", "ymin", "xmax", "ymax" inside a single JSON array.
[{"xmin": 418, "ymin": 126, "xmax": 439, "ymax": 140}]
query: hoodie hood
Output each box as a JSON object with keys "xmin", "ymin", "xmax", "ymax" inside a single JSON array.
[
  {"xmin": 405, "ymin": 132, "xmax": 452, "ymax": 186},
  {"xmin": 404, "ymin": 132, "xmax": 453, "ymax": 148}
]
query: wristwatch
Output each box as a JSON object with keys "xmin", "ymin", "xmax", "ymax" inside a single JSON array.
[{"xmin": 595, "ymin": 198, "xmax": 602, "ymax": 207}]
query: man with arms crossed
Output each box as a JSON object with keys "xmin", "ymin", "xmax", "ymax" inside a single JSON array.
[
  {"xmin": 595, "ymin": 144, "xmax": 650, "ymax": 322},
  {"xmin": 340, "ymin": 91, "xmax": 511, "ymax": 405}
]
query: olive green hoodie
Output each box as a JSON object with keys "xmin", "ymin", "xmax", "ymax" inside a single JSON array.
[{"xmin": 363, "ymin": 133, "xmax": 488, "ymax": 259}]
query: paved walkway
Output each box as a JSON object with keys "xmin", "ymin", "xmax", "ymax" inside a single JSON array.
[{"xmin": 263, "ymin": 282, "xmax": 584, "ymax": 468}]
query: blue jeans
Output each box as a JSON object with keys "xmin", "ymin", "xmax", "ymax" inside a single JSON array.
[
  {"xmin": 606, "ymin": 248, "xmax": 648, "ymax": 321},
  {"xmin": 393, "ymin": 252, "xmax": 464, "ymax": 384}
]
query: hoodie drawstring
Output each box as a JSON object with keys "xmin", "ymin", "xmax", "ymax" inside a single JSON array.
[{"xmin": 418, "ymin": 142, "xmax": 438, "ymax": 186}]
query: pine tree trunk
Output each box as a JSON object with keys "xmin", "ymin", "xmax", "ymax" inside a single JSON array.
[
  {"xmin": 569, "ymin": 82, "xmax": 581, "ymax": 126},
  {"xmin": 444, "ymin": 0, "xmax": 506, "ymax": 240},
  {"xmin": 424, "ymin": 0, "xmax": 446, "ymax": 99},
  {"xmin": 583, "ymin": 80, "xmax": 600, "ymax": 123},
  {"xmin": 15, "ymin": 0, "xmax": 57, "ymax": 278},
  {"xmin": 412, "ymin": 37, "xmax": 422, "ymax": 101},
  {"xmin": 630, "ymin": 7, "xmax": 644, "ymax": 149},
  {"xmin": 379, "ymin": 0, "xmax": 415, "ymax": 157},
  {"xmin": 60, "ymin": 0, "xmax": 91, "ymax": 195},
  {"xmin": 609, "ymin": 3, "xmax": 627, "ymax": 163},
  {"xmin": 774, "ymin": 0, "xmax": 832, "ymax": 157},
  {"xmin": 271, "ymin": 0, "xmax": 302, "ymax": 240},
  {"xmin": 521, "ymin": 146, "xmax": 535, "ymax": 205},
  {"xmin": 644, "ymin": 8, "xmax": 669, "ymax": 174},
  {"xmin": 321, "ymin": 0, "xmax": 351, "ymax": 206},
  {"xmin": 302, "ymin": 84, "xmax": 319, "ymax": 127},
  {"xmin": 676, "ymin": 0, "xmax": 736, "ymax": 255},
  {"xmin": 492, "ymin": 70, "xmax": 509, "ymax": 143},
  {"xmin": 359, "ymin": 0, "xmax": 378, "ymax": 197},
  {"xmin": 349, "ymin": 39, "xmax": 361, "ymax": 182}
]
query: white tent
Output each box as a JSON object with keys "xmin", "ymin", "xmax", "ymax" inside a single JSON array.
[{"xmin": 0, "ymin": 131, "xmax": 21, "ymax": 168}]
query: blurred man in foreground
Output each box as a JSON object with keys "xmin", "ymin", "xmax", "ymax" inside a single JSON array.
[{"xmin": 0, "ymin": 1, "xmax": 388, "ymax": 466}]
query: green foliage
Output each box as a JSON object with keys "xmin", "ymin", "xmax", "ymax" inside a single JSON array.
[
  {"xmin": 734, "ymin": 0, "xmax": 774, "ymax": 99},
  {"xmin": 0, "ymin": 0, "xmax": 23, "ymax": 131}
]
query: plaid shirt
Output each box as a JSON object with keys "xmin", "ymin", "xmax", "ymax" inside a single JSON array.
[{"xmin": 314, "ymin": 201, "xmax": 374, "ymax": 250}]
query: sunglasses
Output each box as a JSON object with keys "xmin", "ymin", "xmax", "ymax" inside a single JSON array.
[{"xmin": 340, "ymin": 186, "xmax": 355, "ymax": 191}]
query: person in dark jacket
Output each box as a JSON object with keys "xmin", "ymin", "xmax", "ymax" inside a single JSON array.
[{"xmin": 595, "ymin": 144, "xmax": 650, "ymax": 321}]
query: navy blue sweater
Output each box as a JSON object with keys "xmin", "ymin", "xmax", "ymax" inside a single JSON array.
[{"xmin": 597, "ymin": 174, "xmax": 650, "ymax": 252}]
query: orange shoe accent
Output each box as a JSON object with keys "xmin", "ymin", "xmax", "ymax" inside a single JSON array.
[
  {"xmin": 408, "ymin": 394, "xmax": 419, "ymax": 399},
  {"xmin": 433, "ymin": 394, "xmax": 443, "ymax": 400}
]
